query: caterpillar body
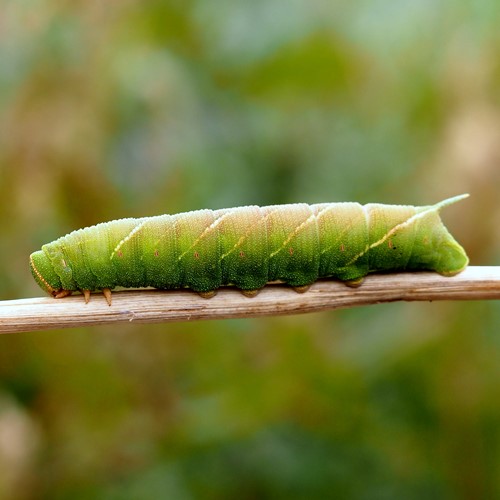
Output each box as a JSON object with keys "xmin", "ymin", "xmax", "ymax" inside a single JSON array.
[{"xmin": 30, "ymin": 194, "xmax": 469, "ymax": 305}]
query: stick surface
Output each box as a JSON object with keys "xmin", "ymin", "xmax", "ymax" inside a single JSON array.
[{"xmin": 2, "ymin": 266, "xmax": 499, "ymax": 334}]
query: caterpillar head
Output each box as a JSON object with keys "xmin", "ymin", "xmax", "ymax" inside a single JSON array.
[
  {"xmin": 30, "ymin": 250, "xmax": 63, "ymax": 296},
  {"xmin": 434, "ymin": 231, "xmax": 469, "ymax": 276},
  {"xmin": 432, "ymin": 194, "xmax": 470, "ymax": 275}
]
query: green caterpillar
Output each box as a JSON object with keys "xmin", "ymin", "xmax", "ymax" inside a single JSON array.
[{"xmin": 30, "ymin": 194, "xmax": 469, "ymax": 305}]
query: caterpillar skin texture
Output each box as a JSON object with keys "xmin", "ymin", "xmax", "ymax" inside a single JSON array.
[{"xmin": 30, "ymin": 194, "xmax": 469, "ymax": 304}]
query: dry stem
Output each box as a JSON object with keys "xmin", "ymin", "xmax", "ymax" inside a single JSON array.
[{"xmin": 1, "ymin": 266, "xmax": 499, "ymax": 334}]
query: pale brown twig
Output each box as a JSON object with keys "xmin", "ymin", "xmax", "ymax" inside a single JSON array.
[{"xmin": 1, "ymin": 266, "xmax": 499, "ymax": 334}]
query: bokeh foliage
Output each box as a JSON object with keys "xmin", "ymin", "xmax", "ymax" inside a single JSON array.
[{"xmin": 1, "ymin": 0, "xmax": 500, "ymax": 498}]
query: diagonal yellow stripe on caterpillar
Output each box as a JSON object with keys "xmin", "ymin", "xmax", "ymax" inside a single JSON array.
[
  {"xmin": 345, "ymin": 194, "xmax": 470, "ymax": 267},
  {"xmin": 110, "ymin": 219, "xmax": 148, "ymax": 260},
  {"xmin": 268, "ymin": 208, "xmax": 326, "ymax": 258},
  {"xmin": 219, "ymin": 207, "xmax": 307, "ymax": 260},
  {"xmin": 177, "ymin": 210, "xmax": 232, "ymax": 261},
  {"xmin": 317, "ymin": 205, "xmax": 357, "ymax": 256}
]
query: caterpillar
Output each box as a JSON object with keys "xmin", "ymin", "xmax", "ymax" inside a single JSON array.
[{"xmin": 30, "ymin": 194, "xmax": 469, "ymax": 305}]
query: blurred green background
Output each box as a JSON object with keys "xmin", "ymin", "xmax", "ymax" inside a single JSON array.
[{"xmin": 1, "ymin": 1, "xmax": 500, "ymax": 498}]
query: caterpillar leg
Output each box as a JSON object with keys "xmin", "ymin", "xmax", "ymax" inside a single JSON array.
[
  {"xmin": 241, "ymin": 289, "xmax": 261, "ymax": 298},
  {"xmin": 103, "ymin": 288, "xmax": 112, "ymax": 306},
  {"xmin": 344, "ymin": 277, "xmax": 364, "ymax": 288},
  {"xmin": 198, "ymin": 290, "xmax": 217, "ymax": 299},
  {"xmin": 83, "ymin": 290, "xmax": 91, "ymax": 304},
  {"xmin": 293, "ymin": 285, "xmax": 311, "ymax": 294},
  {"xmin": 54, "ymin": 289, "xmax": 72, "ymax": 299}
]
